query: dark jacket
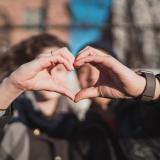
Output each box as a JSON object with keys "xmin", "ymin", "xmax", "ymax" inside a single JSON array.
[
  {"xmin": 1, "ymin": 94, "xmax": 160, "ymax": 160},
  {"xmin": 0, "ymin": 92, "xmax": 78, "ymax": 160},
  {"xmin": 0, "ymin": 108, "xmax": 12, "ymax": 129}
]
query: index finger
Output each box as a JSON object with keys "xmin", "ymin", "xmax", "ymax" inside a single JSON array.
[
  {"xmin": 75, "ymin": 46, "xmax": 92, "ymax": 60},
  {"xmin": 75, "ymin": 46, "xmax": 107, "ymax": 61},
  {"xmin": 25, "ymin": 55, "xmax": 73, "ymax": 74},
  {"xmin": 54, "ymin": 47, "xmax": 75, "ymax": 65}
]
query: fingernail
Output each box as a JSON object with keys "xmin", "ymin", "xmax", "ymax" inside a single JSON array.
[
  {"xmin": 73, "ymin": 61, "xmax": 79, "ymax": 66},
  {"xmin": 69, "ymin": 97, "xmax": 74, "ymax": 101},
  {"xmin": 74, "ymin": 98, "xmax": 80, "ymax": 103},
  {"xmin": 74, "ymin": 100, "xmax": 79, "ymax": 103}
]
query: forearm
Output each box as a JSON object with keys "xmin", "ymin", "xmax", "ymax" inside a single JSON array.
[{"xmin": 0, "ymin": 77, "xmax": 24, "ymax": 110}]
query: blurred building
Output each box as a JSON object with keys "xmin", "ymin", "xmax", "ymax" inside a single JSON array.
[
  {"xmin": 0, "ymin": 0, "xmax": 160, "ymax": 68},
  {"xmin": 0, "ymin": 0, "xmax": 70, "ymax": 48},
  {"xmin": 109, "ymin": 0, "xmax": 160, "ymax": 68}
]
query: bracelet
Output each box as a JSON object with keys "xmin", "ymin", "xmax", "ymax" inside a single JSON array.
[{"xmin": 136, "ymin": 70, "xmax": 156, "ymax": 101}]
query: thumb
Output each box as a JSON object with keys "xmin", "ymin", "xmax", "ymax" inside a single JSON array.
[
  {"xmin": 37, "ymin": 80, "xmax": 75, "ymax": 101},
  {"xmin": 75, "ymin": 87, "xmax": 99, "ymax": 102},
  {"xmin": 53, "ymin": 84, "xmax": 75, "ymax": 101}
]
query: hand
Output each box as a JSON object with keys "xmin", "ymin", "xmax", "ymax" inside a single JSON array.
[
  {"xmin": 8, "ymin": 48, "xmax": 75, "ymax": 101},
  {"xmin": 74, "ymin": 46, "xmax": 146, "ymax": 102}
]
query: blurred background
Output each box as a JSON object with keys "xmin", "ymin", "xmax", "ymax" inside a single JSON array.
[
  {"xmin": 0, "ymin": 0, "xmax": 160, "ymax": 68},
  {"xmin": 1, "ymin": 2, "xmax": 160, "ymax": 159}
]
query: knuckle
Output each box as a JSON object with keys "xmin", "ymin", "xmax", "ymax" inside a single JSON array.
[
  {"xmin": 63, "ymin": 47, "xmax": 68, "ymax": 50},
  {"xmin": 60, "ymin": 47, "xmax": 67, "ymax": 52},
  {"xmin": 10, "ymin": 72, "xmax": 22, "ymax": 89},
  {"xmin": 87, "ymin": 46, "xmax": 92, "ymax": 50},
  {"xmin": 18, "ymin": 64, "xmax": 26, "ymax": 71}
]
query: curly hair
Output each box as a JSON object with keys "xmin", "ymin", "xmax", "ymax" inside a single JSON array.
[{"xmin": 0, "ymin": 33, "xmax": 68, "ymax": 81}]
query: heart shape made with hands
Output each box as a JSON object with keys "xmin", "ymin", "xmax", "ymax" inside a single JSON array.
[
  {"xmin": 45, "ymin": 62, "xmax": 101, "ymax": 103},
  {"xmin": 31, "ymin": 50, "xmax": 103, "ymax": 102},
  {"xmin": 63, "ymin": 46, "xmax": 141, "ymax": 102},
  {"xmin": 33, "ymin": 47, "xmax": 126, "ymax": 102},
  {"xmin": 17, "ymin": 46, "xmax": 139, "ymax": 103},
  {"xmin": 28, "ymin": 47, "xmax": 104, "ymax": 102}
]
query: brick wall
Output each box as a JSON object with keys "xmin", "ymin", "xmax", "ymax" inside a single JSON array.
[{"xmin": 0, "ymin": 0, "xmax": 70, "ymax": 47}]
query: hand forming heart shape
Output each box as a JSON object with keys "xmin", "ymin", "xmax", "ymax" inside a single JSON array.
[
  {"xmin": 9, "ymin": 47, "xmax": 146, "ymax": 103},
  {"xmin": 74, "ymin": 46, "xmax": 146, "ymax": 102}
]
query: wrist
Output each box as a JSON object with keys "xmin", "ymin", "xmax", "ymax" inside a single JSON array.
[
  {"xmin": 5, "ymin": 75, "xmax": 25, "ymax": 94},
  {"xmin": 0, "ymin": 77, "xmax": 24, "ymax": 110},
  {"xmin": 5, "ymin": 77, "xmax": 24, "ymax": 94},
  {"xmin": 134, "ymin": 75, "xmax": 146, "ymax": 98}
]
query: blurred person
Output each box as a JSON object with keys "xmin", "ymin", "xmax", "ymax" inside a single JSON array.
[
  {"xmin": 1, "ymin": 44, "xmax": 160, "ymax": 160},
  {"xmin": 74, "ymin": 46, "xmax": 160, "ymax": 101},
  {"xmin": 74, "ymin": 44, "xmax": 160, "ymax": 160},
  {"xmin": 0, "ymin": 34, "xmax": 78, "ymax": 160}
]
